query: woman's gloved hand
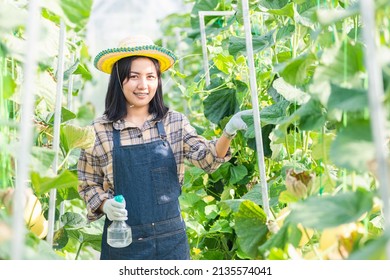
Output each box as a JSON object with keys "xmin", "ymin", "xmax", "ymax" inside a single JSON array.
[
  {"xmin": 224, "ymin": 109, "xmax": 253, "ymax": 138},
  {"xmin": 102, "ymin": 198, "xmax": 128, "ymax": 221}
]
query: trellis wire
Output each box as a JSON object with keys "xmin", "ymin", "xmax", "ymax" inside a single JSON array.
[
  {"xmin": 198, "ymin": 11, "xmax": 235, "ymax": 86},
  {"xmin": 47, "ymin": 20, "xmax": 66, "ymax": 246},
  {"xmin": 11, "ymin": 0, "xmax": 41, "ymax": 259},
  {"xmin": 360, "ymin": 0, "xmax": 390, "ymax": 259},
  {"xmin": 241, "ymin": 0, "xmax": 272, "ymax": 220}
]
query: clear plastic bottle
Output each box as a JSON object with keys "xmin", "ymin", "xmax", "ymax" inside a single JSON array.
[{"xmin": 107, "ymin": 195, "xmax": 132, "ymax": 248}]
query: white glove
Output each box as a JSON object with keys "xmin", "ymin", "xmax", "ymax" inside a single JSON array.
[
  {"xmin": 224, "ymin": 109, "xmax": 253, "ymax": 136},
  {"xmin": 102, "ymin": 198, "xmax": 128, "ymax": 221}
]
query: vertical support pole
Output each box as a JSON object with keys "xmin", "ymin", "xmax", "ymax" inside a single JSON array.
[
  {"xmin": 67, "ymin": 40, "xmax": 75, "ymax": 112},
  {"xmin": 174, "ymin": 28, "xmax": 188, "ymax": 114},
  {"xmin": 199, "ymin": 11, "xmax": 209, "ymax": 86},
  {"xmin": 59, "ymin": 37, "xmax": 76, "ymax": 227},
  {"xmin": 198, "ymin": 11, "xmax": 235, "ymax": 86},
  {"xmin": 241, "ymin": 0, "xmax": 272, "ymax": 220},
  {"xmin": 47, "ymin": 20, "xmax": 66, "ymax": 246},
  {"xmin": 360, "ymin": 0, "xmax": 390, "ymax": 259},
  {"xmin": 12, "ymin": 0, "xmax": 41, "ymax": 260}
]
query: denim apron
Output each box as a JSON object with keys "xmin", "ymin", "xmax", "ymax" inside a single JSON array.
[{"xmin": 100, "ymin": 121, "xmax": 190, "ymax": 260}]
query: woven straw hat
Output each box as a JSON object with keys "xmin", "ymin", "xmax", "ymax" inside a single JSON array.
[{"xmin": 94, "ymin": 35, "xmax": 176, "ymax": 74}]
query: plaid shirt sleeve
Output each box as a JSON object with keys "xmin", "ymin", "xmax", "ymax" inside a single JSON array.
[
  {"xmin": 182, "ymin": 115, "xmax": 231, "ymax": 173},
  {"xmin": 77, "ymin": 124, "xmax": 112, "ymax": 222}
]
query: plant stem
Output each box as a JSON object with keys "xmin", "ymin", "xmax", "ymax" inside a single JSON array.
[{"xmin": 75, "ymin": 242, "xmax": 83, "ymax": 260}]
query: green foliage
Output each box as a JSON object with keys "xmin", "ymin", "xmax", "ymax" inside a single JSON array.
[
  {"xmin": 203, "ymin": 78, "xmax": 240, "ymax": 124},
  {"xmin": 288, "ymin": 188, "xmax": 374, "ymax": 230},
  {"xmin": 2, "ymin": 0, "xmax": 389, "ymax": 260},
  {"xmin": 0, "ymin": 0, "xmax": 95, "ymax": 259},
  {"xmin": 234, "ymin": 200, "xmax": 268, "ymax": 259},
  {"xmin": 162, "ymin": 0, "xmax": 389, "ymax": 260}
]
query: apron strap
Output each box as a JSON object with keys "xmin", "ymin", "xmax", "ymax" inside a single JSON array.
[
  {"xmin": 113, "ymin": 127, "xmax": 121, "ymax": 147},
  {"xmin": 156, "ymin": 121, "xmax": 167, "ymax": 140}
]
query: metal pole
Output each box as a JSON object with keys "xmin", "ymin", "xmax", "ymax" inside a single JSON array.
[
  {"xmin": 59, "ymin": 37, "xmax": 76, "ymax": 227},
  {"xmin": 198, "ymin": 11, "xmax": 235, "ymax": 86},
  {"xmin": 174, "ymin": 28, "xmax": 189, "ymax": 115},
  {"xmin": 47, "ymin": 20, "xmax": 66, "ymax": 246},
  {"xmin": 67, "ymin": 45, "xmax": 75, "ymax": 112},
  {"xmin": 11, "ymin": 0, "xmax": 41, "ymax": 260},
  {"xmin": 241, "ymin": 0, "xmax": 272, "ymax": 220},
  {"xmin": 360, "ymin": 0, "xmax": 390, "ymax": 259}
]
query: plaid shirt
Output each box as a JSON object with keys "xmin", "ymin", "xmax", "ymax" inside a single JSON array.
[{"xmin": 78, "ymin": 110, "xmax": 231, "ymax": 221}]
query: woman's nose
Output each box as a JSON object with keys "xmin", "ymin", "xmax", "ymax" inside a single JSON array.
[{"xmin": 137, "ymin": 77, "xmax": 147, "ymax": 89}]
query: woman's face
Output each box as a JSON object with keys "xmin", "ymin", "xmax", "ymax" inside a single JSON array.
[{"xmin": 122, "ymin": 57, "xmax": 158, "ymax": 110}]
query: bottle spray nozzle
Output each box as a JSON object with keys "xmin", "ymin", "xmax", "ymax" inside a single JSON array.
[{"xmin": 114, "ymin": 195, "xmax": 124, "ymax": 203}]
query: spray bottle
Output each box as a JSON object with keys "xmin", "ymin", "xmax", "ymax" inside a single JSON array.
[{"xmin": 107, "ymin": 195, "xmax": 132, "ymax": 248}]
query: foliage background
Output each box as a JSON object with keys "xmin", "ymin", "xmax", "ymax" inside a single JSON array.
[{"xmin": 1, "ymin": 0, "xmax": 390, "ymax": 260}]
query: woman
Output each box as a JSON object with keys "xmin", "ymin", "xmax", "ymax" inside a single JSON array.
[{"xmin": 78, "ymin": 35, "xmax": 251, "ymax": 260}]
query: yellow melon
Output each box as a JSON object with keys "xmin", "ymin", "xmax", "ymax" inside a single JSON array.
[
  {"xmin": 23, "ymin": 189, "xmax": 42, "ymax": 227},
  {"xmin": 29, "ymin": 214, "xmax": 48, "ymax": 239},
  {"xmin": 0, "ymin": 187, "xmax": 42, "ymax": 227}
]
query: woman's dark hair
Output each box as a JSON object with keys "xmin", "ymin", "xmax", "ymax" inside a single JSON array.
[{"xmin": 103, "ymin": 56, "xmax": 169, "ymax": 122}]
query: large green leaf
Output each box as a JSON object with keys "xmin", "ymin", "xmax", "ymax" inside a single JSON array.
[
  {"xmin": 267, "ymin": 2, "xmax": 295, "ymax": 19},
  {"xmin": 229, "ymin": 165, "xmax": 248, "ymax": 184},
  {"xmin": 259, "ymin": 100, "xmax": 290, "ymax": 125},
  {"xmin": 1, "ymin": 73, "xmax": 16, "ymax": 99},
  {"xmin": 190, "ymin": 0, "xmax": 219, "ymax": 29},
  {"xmin": 75, "ymin": 103, "xmax": 96, "ymax": 126},
  {"xmin": 60, "ymin": 123, "xmax": 95, "ymax": 153},
  {"xmin": 275, "ymin": 24, "xmax": 295, "ymax": 41},
  {"xmin": 329, "ymin": 120, "xmax": 374, "ymax": 172},
  {"xmin": 296, "ymin": 99, "xmax": 326, "ymax": 131},
  {"xmin": 348, "ymin": 233, "xmax": 390, "ymax": 260},
  {"xmin": 234, "ymin": 200, "xmax": 268, "ymax": 259},
  {"xmin": 259, "ymin": 221, "xmax": 301, "ymax": 254},
  {"xmin": 327, "ymin": 83, "xmax": 368, "ymax": 112},
  {"xmin": 272, "ymin": 78, "xmax": 310, "ymax": 105},
  {"xmin": 209, "ymin": 219, "xmax": 232, "ymax": 234},
  {"xmin": 247, "ymin": 124, "xmax": 274, "ymax": 157},
  {"xmin": 73, "ymin": 62, "xmax": 93, "ymax": 81},
  {"xmin": 271, "ymin": 98, "xmax": 325, "ymax": 138},
  {"xmin": 61, "ymin": 212, "xmax": 86, "ymax": 229},
  {"xmin": 57, "ymin": 184, "xmax": 81, "ymax": 202},
  {"xmin": 46, "ymin": 106, "xmax": 77, "ymax": 125},
  {"xmin": 316, "ymin": 3, "xmax": 360, "ymax": 26},
  {"xmin": 228, "ymin": 31, "xmax": 275, "ymax": 56},
  {"xmin": 186, "ymin": 219, "xmax": 207, "ymax": 236},
  {"xmin": 313, "ymin": 40, "xmax": 365, "ymax": 85},
  {"xmin": 60, "ymin": 0, "xmax": 93, "ymax": 30},
  {"xmin": 242, "ymin": 183, "xmax": 285, "ymax": 207},
  {"xmin": 310, "ymin": 131, "xmax": 335, "ymax": 161},
  {"xmin": 203, "ymin": 79, "xmax": 239, "ymax": 124},
  {"xmin": 288, "ymin": 188, "xmax": 374, "ymax": 230},
  {"xmin": 66, "ymin": 221, "xmax": 103, "ymax": 253},
  {"xmin": 276, "ymin": 53, "xmax": 316, "ymax": 86},
  {"xmin": 214, "ymin": 53, "xmax": 236, "ymax": 75},
  {"xmin": 31, "ymin": 170, "xmax": 79, "ymax": 195},
  {"xmin": 30, "ymin": 147, "xmax": 56, "ymax": 176},
  {"xmin": 258, "ymin": 0, "xmax": 289, "ymax": 10}
]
